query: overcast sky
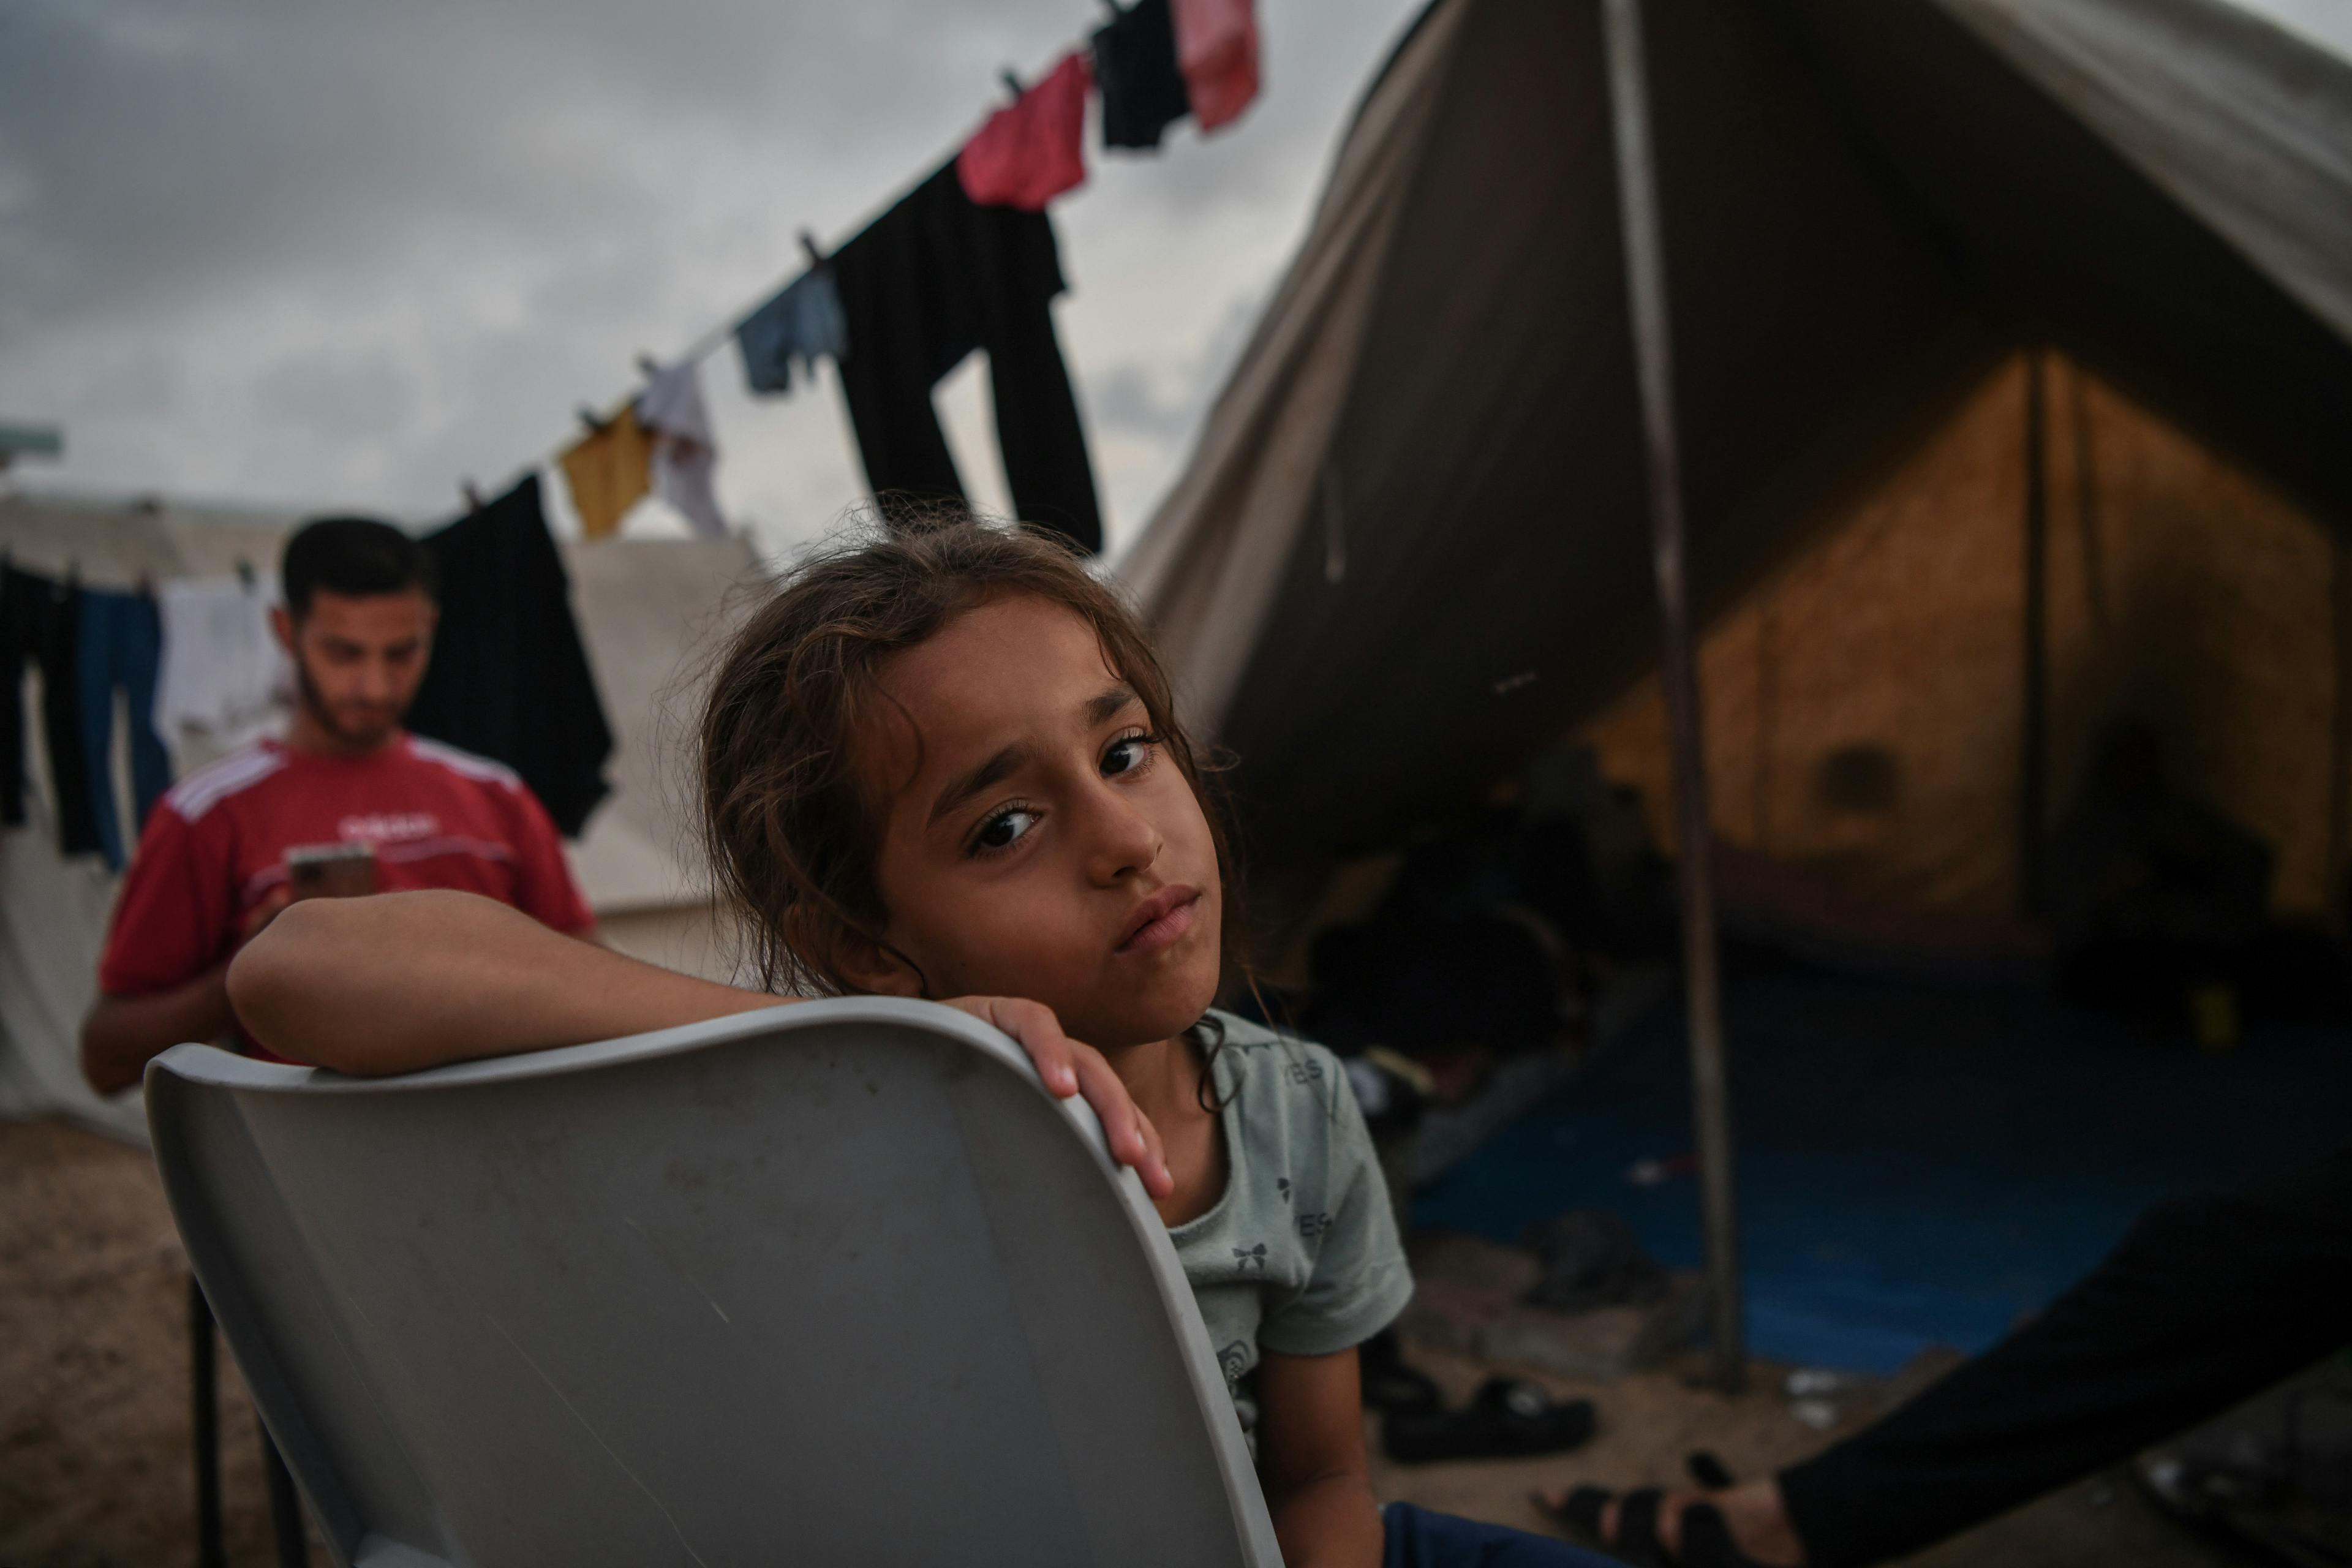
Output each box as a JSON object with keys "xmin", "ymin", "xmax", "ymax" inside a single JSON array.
[{"xmin": 0, "ymin": 0, "xmax": 1428, "ymax": 556}]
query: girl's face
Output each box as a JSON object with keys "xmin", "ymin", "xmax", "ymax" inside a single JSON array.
[{"xmin": 853, "ymin": 594, "xmax": 1224, "ymax": 1049}]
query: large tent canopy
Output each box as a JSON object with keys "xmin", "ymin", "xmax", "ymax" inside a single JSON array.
[{"xmin": 1123, "ymin": 0, "xmax": 2352, "ymax": 874}]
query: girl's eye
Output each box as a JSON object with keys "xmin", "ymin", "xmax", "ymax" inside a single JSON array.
[
  {"xmin": 970, "ymin": 806, "xmax": 1040, "ymax": 856},
  {"xmin": 1103, "ymin": 731, "xmax": 1159, "ymax": 777}
]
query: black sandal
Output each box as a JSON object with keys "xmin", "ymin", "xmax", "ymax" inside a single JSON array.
[
  {"xmin": 1359, "ymin": 1327, "xmax": 1444, "ymax": 1415},
  {"xmin": 1382, "ymin": 1375, "xmax": 1597, "ymax": 1463},
  {"xmin": 1537, "ymin": 1453, "xmax": 1771, "ymax": 1567}
]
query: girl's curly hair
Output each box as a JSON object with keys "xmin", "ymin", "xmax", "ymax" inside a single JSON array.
[{"xmin": 698, "ymin": 500, "xmax": 1245, "ymax": 1015}]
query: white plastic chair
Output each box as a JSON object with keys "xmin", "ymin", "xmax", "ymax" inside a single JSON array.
[{"xmin": 146, "ymin": 997, "xmax": 1284, "ymax": 1567}]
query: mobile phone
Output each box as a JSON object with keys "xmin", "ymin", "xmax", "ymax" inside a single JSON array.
[{"xmin": 285, "ymin": 841, "xmax": 379, "ymax": 899}]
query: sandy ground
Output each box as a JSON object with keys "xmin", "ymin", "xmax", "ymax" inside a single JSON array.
[
  {"xmin": 2, "ymin": 1119, "xmax": 285, "ymax": 1568},
  {"xmin": 4, "ymin": 1116, "xmax": 2241, "ymax": 1567}
]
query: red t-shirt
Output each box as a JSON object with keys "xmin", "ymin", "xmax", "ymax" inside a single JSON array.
[{"xmin": 100, "ymin": 734, "xmax": 596, "ymax": 1057}]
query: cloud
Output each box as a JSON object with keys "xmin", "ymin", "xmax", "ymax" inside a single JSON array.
[
  {"xmin": 0, "ymin": 0, "xmax": 1427, "ymax": 552},
  {"xmin": 1090, "ymin": 361, "xmax": 1188, "ymax": 442}
]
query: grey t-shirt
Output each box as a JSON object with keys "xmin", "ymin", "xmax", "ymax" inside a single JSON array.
[{"xmin": 1168, "ymin": 1011, "xmax": 1414, "ymax": 1438}]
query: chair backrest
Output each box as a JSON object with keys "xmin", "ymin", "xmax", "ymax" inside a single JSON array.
[{"xmin": 147, "ymin": 997, "xmax": 1284, "ymax": 1567}]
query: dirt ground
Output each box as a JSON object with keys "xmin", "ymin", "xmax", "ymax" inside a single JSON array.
[
  {"xmin": 4, "ymin": 1117, "xmax": 2241, "ymax": 1567},
  {"xmin": 2, "ymin": 1119, "xmax": 285, "ymax": 1567}
]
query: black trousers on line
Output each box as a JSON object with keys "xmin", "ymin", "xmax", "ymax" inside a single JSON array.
[
  {"xmin": 832, "ymin": 160, "xmax": 1103, "ymax": 554},
  {"xmin": 1779, "ymin": 1144, "xmax": 2352, "ymax": 1567},
  {"xmin": 1, "ymin": 565, "xmax": 100, "ymax": 853}
]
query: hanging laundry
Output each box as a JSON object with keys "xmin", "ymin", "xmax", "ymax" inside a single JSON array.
[
  {"xmin": 1, "ymin": 565, "xmax": 99, "ymax": 855},
  {"xmin": 736, "ymin": 268, "xmax": 849, "ymax": 396},
  {"xmin": 404, "ymin": 475, "xmax": 614, "ymax": 838},
  {"xmin": 634, "ymin": 360, "xmax": 729, "ymax": 539},
  {"xmin": 1170, "ymin": 0, "xmax": 1260, "ymax": 132},
  {"xmin": 1, "ymin": 567, "xmax": 43, "ymax": 828},
  {"xmin": 1093, "ymin": 0, "xmax": 1192, "ymax": 151},
  {"xmin": 958, "ymin": 52, "xmax": 1092, "ymax": 211},
  {"xmin": 76, "ymin": 586, "xmax": 172, "ymax": 872},
  {"xmin": 831, "ymin": 160, "xmax": 1104, "ymax": 554},
  {"xmin": 152, "ymin": 571, "xmax": 287, "ymax": 749},
  {"xmin": 557, "ymin": 404, "xmax": 652, "ymax": 541}
]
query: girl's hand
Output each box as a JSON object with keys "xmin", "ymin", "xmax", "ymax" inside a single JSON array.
[{"xmin": 944, "ymin": 995, "xmax": 1174, "ymax": 1200}]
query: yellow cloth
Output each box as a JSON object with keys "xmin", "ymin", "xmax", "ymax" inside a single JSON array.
[{"xmin": 559, "ymin": 406, "xmax": 652, "ymax": 541}]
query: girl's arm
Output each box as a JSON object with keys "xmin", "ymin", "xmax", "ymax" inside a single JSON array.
[
  {"xmin": 227, "ymin": 890, "xmax": 1172, "ymax": 1197},
  {"xmin": 230, "ymin": 891, "xmax": 765, "ymax": 1074},
  {"xmin": 1254, "ymin": 1347, "xmax": 1385, "ymax": 1568}
]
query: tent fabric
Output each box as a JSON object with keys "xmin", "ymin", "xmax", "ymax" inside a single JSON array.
[
  {"xmin": 1122, "ymin": 0, "xmax": 2352, "ymax": 875},
  {"xmin": 1118, "ymin": 0, "xmax": 1475, "ymax": 736},
  {"xmin": 1945, "ymin": 0, "xmax": 2352, "ymax": 344},
  {"xmin": 1585, "ymin": 352, "xmax": 2348, "ymax": 922},
  {"xmin": 0, "ymin": 790, "xmax": 146, "ymax": 1141},
  {"xmin": 559, "ymin": 532, "xmax": 763, "ymax": 916}
]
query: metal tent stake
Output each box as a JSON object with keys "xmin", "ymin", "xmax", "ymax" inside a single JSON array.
[{"xmin": 1600, "ymin": 0, "xmax": 1746, "ymax": 1392}]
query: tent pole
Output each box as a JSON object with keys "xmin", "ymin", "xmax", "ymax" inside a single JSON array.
[
  {"xmin": 1600, "ymin": 0, "xmax": 1744, "ymax": 1392},
  {"xmin": 2022, "ymin": 350, "xmax": 2050, "ymax": 913},
  {"xmin": 2332, "ymin": 541, "xmax": 2351, "ymax": 904}
]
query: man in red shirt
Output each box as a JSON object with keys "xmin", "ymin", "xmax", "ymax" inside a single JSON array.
[{"xmin": 81, "ymin": 516, "xmax": 595, "ymax": 1093}]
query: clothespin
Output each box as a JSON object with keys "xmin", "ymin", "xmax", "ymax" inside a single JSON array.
[
  {"xmin": 798, "ymin": 230, "xmax": 827, "ymax": 272},
  {"xmin": 1001, "ymin": 67, "xmax": 1025, "ymax": 100}
]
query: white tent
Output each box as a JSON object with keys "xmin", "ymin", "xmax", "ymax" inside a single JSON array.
[
  {"xmin": 1122, "ymin": 0, "xmax": 2352, "ymax": 881},
  {"xmin": 0, "ymin": 490, "xmax": 763, "ymax": 1142}
]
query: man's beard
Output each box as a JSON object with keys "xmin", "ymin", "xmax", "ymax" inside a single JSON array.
[{"xmin": 293, "ymin": 658, "xmax": 402, "ymax": 748}]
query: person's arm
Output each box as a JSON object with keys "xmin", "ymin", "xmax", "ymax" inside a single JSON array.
[
  {"xmin": 227, "ymin": 890, "xmax": 1172, "ymax": 1196},
  {"xmin": 230, "ymin": 891, "xmax": 760, "ymax": 1073},
  {"xmin": 1255, "ymin": 1347, "xmax": 1385, "ymax": 1568},
  {"xmin": 81, "ymin": 884, "xmax": 293, "ymax": 1096},
  {"xmin": 82, "ymin": 968, "xmax": 236, "ymax": 1096}
]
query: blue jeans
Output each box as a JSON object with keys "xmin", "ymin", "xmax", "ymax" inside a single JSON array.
[
  {"xmin": 1385, "ymin": 1501, "xmax": 1626, "ymax": 1566},
  {"xmin": 76, "ymin": 588, "xmax": 171, "ymax": 871}
]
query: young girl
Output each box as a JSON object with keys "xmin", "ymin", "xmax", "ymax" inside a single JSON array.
[{"xmin": 231, "ymin": 510, "xmax": 1621, "ymax": 1568}]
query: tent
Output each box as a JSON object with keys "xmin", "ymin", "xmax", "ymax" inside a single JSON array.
[
  {"xmin": 1123, "ymin": 0, "xmax": 2352, "ymax": 907},
  {"xmin": 1121, "ymin": 0, "xmax": 2351, "ymax": 1378},
  {"xmin": 0, "ymin": 491, "xmax": 761, "ymax": 1142}
]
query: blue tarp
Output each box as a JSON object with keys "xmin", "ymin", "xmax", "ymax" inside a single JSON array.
[{"xmin": 1412, "ymin": 956, "xmax": 2352, "ymax": 1371}]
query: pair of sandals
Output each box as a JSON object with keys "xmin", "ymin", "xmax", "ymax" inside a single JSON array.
[
  {"xmin": 1542, "ymin": 1451, "xmax": 1772, "ymax": 1567},
  {"xmin": 1383, "ymin": 1375, "xmax": 1599, "ymax": 1465}
]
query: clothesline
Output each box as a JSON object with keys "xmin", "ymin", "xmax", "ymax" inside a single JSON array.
[
  {"xmin": 669, "ymin": 235, "xmax": 823, "ymax": 370},
  {"xmin": 473, "ymin": 0, "xmax": 1257, "ymax": 539},
  {"xmin": 660, "ymin": 0, "xmax": 1216, "ymax": 374},
  {"xmin": 462, "ymin": 52, "xmax": 1031, "ymax": 508}
]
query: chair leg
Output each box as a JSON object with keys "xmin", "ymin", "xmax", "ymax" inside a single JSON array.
[
  {"xmin": 261, "ymin": 1428, "xmax": 309, "ymax": 1567},
  {"xmin": 190, "ymin": 1275, "xmax": 225, "ymax": 1568}
]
